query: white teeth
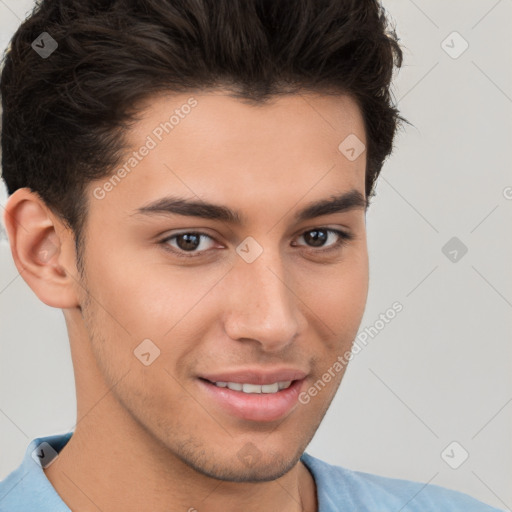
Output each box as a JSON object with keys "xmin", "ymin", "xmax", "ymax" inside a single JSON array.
[
  {"xmin": 261, "ymin": 383, "xmax": 279, "ymax": 393},
  {"xmin": 243, "ymin": 383, "xmax": 262, "ymax": 394},
  {"xmin": 213, "ymin": 381, "xmax": 293, "ymax": 393}
]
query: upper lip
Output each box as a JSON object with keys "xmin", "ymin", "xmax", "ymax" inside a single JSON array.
[{"xmin": 199, "ymin": 368, "xmax": 308, "ymax": 385}]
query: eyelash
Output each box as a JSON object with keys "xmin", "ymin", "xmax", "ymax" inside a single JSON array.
[{"xmin": 159, "ymin": 228, "xmax": 354, "ymax": 259}]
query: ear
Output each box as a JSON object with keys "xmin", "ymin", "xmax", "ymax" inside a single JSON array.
[{"xmin": 3, "ymin": 187, "xmax": 81, "ymax": 309}]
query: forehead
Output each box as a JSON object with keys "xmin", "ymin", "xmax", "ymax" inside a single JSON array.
[
  {"xmin": 86, "ymin": 90, "xmax": 367, "ymax": 222},
  {"xmin": 133, "ymin": 89, "xmax": 365, "ymax": 151}
]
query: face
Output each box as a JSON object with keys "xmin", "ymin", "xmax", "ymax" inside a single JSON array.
[{"xmin": 77, "ymin": 90, "xmax": 369, "ymax": 482}]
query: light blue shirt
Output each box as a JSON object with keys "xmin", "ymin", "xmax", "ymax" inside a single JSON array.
[{"xmin": 0, "ymin": 432, "xmax": 504, "ymax": 511}]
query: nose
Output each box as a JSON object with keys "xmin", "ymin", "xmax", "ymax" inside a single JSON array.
[{"xmin": 222, "ymin": 247, "xmax": 301, "ymax": 353}]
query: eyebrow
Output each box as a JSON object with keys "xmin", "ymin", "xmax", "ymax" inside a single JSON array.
[{"xmin": 131, "ymin": 189, "xmax": 368, "ymax": 225}]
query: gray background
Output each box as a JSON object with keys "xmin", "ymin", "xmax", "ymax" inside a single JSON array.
[{"xmin": 0, "ymin": 0, "xmax": 511, "ymax": 509}]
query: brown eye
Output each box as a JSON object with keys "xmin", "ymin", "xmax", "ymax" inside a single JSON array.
[
  {"xmin": 302, "ymin": 229, "xmax": 329, "ymax": 247},
  {"xmin": 294, "ymin": 228, "xmax": 353, "ymax": 251},
  {"xmin": 174, "ymin": 233, "xmax": 202, "ymax": 251},
  {"xmin": 160, "ymin": 231, "xmax": 217, "ymax": 258}
]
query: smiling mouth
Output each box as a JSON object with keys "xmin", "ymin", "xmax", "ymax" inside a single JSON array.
[
  {"xmin": 199, "ymin": 378, "xmax": 294, "ymax": 394},
  {"xmin": 197, "ymin": 376, "xmax": 306, "ymax": 422}
]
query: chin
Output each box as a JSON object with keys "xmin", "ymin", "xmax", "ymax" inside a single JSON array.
[
  {"xmin": 172, "ymin": 443, "xmax": 302, "ymax": 483},
  {"xmin": 192, "ymin": 456, "xmax": 297, "ymax": 483}
]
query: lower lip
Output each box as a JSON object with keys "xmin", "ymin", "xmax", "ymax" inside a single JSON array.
[{"xmin": 198, "ymin": 378, "xmax": 305, "ymax": 422}]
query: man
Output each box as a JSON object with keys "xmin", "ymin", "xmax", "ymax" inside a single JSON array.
[{"xmin": 0, "ymin": 0, "xmax": 504, "ymax": 510}]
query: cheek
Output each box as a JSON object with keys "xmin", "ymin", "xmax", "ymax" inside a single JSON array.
[
  {"xmin": 299, "ymin": 257, "xmax": 368, "ymax": 406},
  {"xmin": 84, "ymin": 249, "xmax": 231, "ymax": 374},
  {"xmin": 331, "ymin": 262, "xmax": 368, "ymax": 324},
  {"xmin": 303, "ymin": 249, "xmax": 369, "ymax": 336},
  {"xmin": 85, "ymin": 241, "xmax": 194, "ymax": 336}
]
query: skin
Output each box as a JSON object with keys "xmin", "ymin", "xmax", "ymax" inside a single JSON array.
[{"xmin": 4, "ymin": 91, "xmax": 369, "ymax": 512}]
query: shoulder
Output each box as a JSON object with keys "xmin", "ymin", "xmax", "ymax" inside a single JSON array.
[
  {"xmin": 300, "ymin": 452, "xmax": 504, "ymax": 512},
  {"xmin": 0, "ymin": 432, "xmax": 73, "ymax": 512}
]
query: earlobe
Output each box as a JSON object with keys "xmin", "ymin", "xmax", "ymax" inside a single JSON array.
[{"xmin": 3, "ymin": 188, "xmax": 81, "ymax": 309}]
